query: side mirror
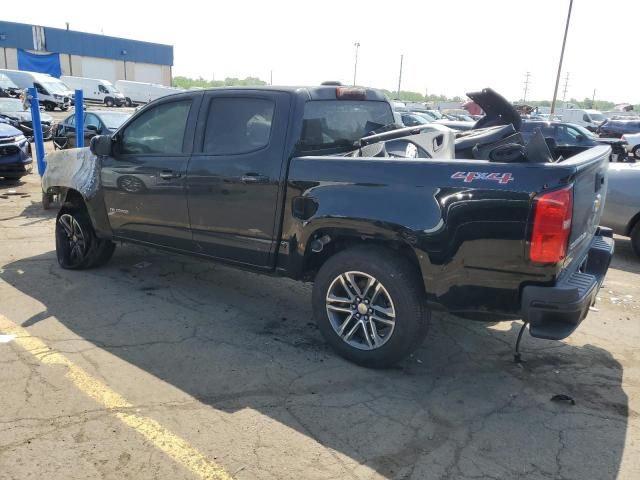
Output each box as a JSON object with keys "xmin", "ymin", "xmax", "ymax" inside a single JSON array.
[
  {"xmin": 86, "ymin": 124, "xmax": 98, "ymax": 132},
  {"xmin": 576, "ymin": 134, "xmax": 585, "ymax": 142},
  {"xmin": 90, "ymin": 135, "xmax": 113, "ymax": 156}
]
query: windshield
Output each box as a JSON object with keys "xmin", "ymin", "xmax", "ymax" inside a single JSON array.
[
  {"xmin": 42, "ymin": 81, "xmax": 69, "ymax": 94},
  {"xmin": 0, "ymin": 74, "xmax": 16, "ymax": 89},
  {"xmin": 589, "ymin": 113, "xmax": 605, "ymax": 122},
  {"xmin": 103, "ymin": 82, "xmax": 120, "ymax": 94},
  {"xmin": 98, "ymin": 112, "xmax": 131, "ymax": 129},
  {"xmin": 426, "ymin": 110, "xmax": 445, "ymax": 120},
  {"xmin": 571, "ymin": 124, "xmax": 596, "ymax": 138},
  {"xmin": 0, "ymin": 98, "xmax": 25, "ymax": 112},
  {"xmin": 299, "ymin": 100, "xmax": 394, "ymax": 151}
]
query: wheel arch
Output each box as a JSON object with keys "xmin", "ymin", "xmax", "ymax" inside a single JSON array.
[
  {"xmin": 298, "ymin": 226, "xmax": 428, "ymax": 296},
  {"xmin": 626, "ymin": 210, "xmax": 640, "ymax": 237}
]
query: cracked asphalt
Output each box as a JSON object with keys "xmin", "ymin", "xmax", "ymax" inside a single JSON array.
[{"xmin": 1, "ymin": 161, "xmax": 639, "ymax": 479}]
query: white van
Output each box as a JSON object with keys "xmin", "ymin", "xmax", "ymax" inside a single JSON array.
[
  {"xmin": 0, "ymin": 69, "xmax": 73, "ymax": 111},
  {"xmin": 561, "ymin": 109, "xmax": 606, "ymax": 132},
  {"xmin": 60, "ymin": 76, "xmax": 126, "ymax": 107},
  {"xmin": 114, "ymin": 80, "xmax": 184, "ymax": 107}
]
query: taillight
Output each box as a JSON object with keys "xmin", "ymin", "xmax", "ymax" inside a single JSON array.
[
  {"xmin": 529, "ymin": 185, "xmax": 573, "ymax": 264},
  {"xmin": 336, "ymin": 87, "xmax": 366, "ymax": 100}
]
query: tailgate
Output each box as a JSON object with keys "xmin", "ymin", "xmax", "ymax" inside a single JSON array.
[{"xmin": 564, "ymin": 146, "xmax": 610, "ymax": 256}]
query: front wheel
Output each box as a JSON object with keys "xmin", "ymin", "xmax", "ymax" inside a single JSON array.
[
  {"xmin": 632, "ymin": 145, "xmax": 640, "ymax": 161},
  {"xmin": 312, "ymin": 246, "xmax": 430, "ymax": 368},
  {"xmin": 104, "ymin": 97, "xmax": 114, "ymax": 107},
  {"xmin": 56, "ymin": 207, "xmax": 115, "ymax": 269}
]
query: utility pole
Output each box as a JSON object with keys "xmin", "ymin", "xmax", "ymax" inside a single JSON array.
[
  {"xmin": 353, "ymin": 42, "xmax": 360, "ymax": 86},
  {"xmin": 591, "ymin": 88, "xmax": 596, "ymax": 109},
  {"xmin": 523, "ymin": 72, "xmax": 531, "ymax": 102},
  {"xmin": 270, "ymin": 70, "xmax": 273, "ymax": 85},
  {"xmin": 550, "ymin": 0, "xmax": 574, "ymax": 117},
  {"xmin": 561, "ymin": 72, "xmax": 570, "ymax": 103},
  {"xmin": 397, "ymin": 54, "xmax": 403, "ymax": 99}
]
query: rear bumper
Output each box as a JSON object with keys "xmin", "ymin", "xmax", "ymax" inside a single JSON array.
[{"xmin": 521, "ymin": 227, "xmax": 614, "ymax": 340}]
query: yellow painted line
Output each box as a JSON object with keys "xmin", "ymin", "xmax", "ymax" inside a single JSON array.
[{"xmin": 0, "ymin": 315, "xmax": 233, "ymax": 480}]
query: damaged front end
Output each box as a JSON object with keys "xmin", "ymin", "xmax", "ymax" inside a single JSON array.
[{"xmin": 42, "ymin": 148, "xmax": 112, "ymax": 238}]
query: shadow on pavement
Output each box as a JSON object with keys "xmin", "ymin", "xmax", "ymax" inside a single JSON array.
[{"xmin": 1, "ymin": 245, "xmax": 629, "ymax": 479}]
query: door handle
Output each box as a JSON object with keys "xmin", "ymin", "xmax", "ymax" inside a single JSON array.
[
  {"xmin": 241, "ymin": 174, "xmax": 269, "ymax": 184},
  {"xmin": 160, "ymin": 170, "xmax": 181, "ymax": 180}
]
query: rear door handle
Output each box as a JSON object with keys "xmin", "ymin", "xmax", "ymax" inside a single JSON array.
[
  {"xmin": 241, "ymin": 174, "xmax": 269, "ymax": 184},
  {"xmin": 160, "ymin": 170, "xmax": 181, "ymax": 180}
]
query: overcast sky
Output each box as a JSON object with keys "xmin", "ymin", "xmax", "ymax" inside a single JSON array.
[{"xmin": 5, "ymin": 0, "xmax": 639, "ymax": 103}]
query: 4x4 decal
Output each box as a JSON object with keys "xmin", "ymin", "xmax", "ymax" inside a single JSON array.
[{"xmin": 451, "ymin": 171, "xmax": 514, "ymax": 184}]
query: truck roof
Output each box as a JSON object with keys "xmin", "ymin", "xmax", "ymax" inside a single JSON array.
[{"xmin": 165, "ymin": 85, "xmax": 389, "ymax": 102}]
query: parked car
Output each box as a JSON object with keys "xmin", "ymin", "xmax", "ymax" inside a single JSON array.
[
  {"xmin": 400, "ymin": 112, "xmax": 431, "ymax": 126},
  {"xmin": 561, "ymin": 109, "xmax": 606, "ymax": 132},
  {"xmin": 0, "ymin": 73, "xmax": 20, "ymax": 98},
  {"xmin": 42, "ymin": 86, "xmax": 613, "ymax": 368},
  {"xmin": 0, "ymin": 97, "xmax": 53, "ymax": 140},
  {"xmin": 622, "ymin": 132, "xmax": 640, "ymax": 160},
  {"xmin": 521, "ymin": 120, "xmax": 628, "ymax": 161},
  {"xmin": 61, "ymin": 76, "xmax": 126, "ymax": 107},
  {"xmin": 0, "ymin": 122, "xmax": 32, "ymax": 180},
  {"xmin": 597, "ymin": 119, "xmax": 640, "ymax": 139},
  {"xmin": 114, "ymin": 80, "xmax": 184, "ymax": 107},
  {"xmin": 601, "ymin": 162, "xmax": 640, "ymax": 257},
  {"xmin": 52, "ymin": 110, "xmax": 131, "ymax": 149}
]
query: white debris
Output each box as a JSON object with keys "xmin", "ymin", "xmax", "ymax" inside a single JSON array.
[
  {"xmin": 134, "ymin": 262, "xmax": 152, "ymax": 269},
  {"xmin": 0, "ymin": 335, "xmax": 16, "ymax": 343}
]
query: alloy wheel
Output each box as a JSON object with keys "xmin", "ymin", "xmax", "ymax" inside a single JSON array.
[{"xmin": 325, "ymin": 271, "xmax": 396, "ymax": 350}]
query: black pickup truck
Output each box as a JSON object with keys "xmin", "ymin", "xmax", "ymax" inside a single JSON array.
[{"xmin": 42, "ymin": 86, "xmax": 614, "ymax": 368}]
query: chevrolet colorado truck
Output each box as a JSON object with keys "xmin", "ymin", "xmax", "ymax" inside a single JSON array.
[{"xmin": 42, "ymin": 86, "xmax": 614, "ymax": 368}]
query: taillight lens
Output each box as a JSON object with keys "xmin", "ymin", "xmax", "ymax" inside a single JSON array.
[
  {"xmin": 529, "ymin": 185, "xmax": 573, "ymax": 264},
  {"xmin": 336, "ymin": 87, "xmax": 366, "ymax": 100}
]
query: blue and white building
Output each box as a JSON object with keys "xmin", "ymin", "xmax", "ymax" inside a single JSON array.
[{"xmin": 0, "ymin": 21, "xmax": 173, "ymax": 85}]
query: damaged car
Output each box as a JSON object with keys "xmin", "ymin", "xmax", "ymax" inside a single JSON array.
[
  {"xmin": 42, "ymin": 85, "xmax": 614, "ymax": 368},
  {"xmin": 0, "ymin": 122, "xmax": 32, "ymax": 180},
  {"xmin": 0, "ymin": 97, "xmax": 53, "ymax": 140}
]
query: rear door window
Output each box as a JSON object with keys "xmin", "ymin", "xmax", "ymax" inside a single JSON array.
[{"xmin": 202, "ymin": 97, "xmax": 274, "ymax": 155}]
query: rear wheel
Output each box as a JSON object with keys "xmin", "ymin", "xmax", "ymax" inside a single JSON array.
[
  {"xmin": 125, "ymin": 97, "xmax": 133, "ymax": 107},
  {"xmin": 56, "ymin": 207, "xmax": 115, "ymax": 269},
  {"xmin": 631, "ymin": 223, "xmax": 640, "ymax": 258},
  {"xmin": 312, "ymin": 246, "xmax": 430, "ymax": 368},
  {"xmin": 632, "ymin": 145, "xmax": 640, "ymax": 161}
]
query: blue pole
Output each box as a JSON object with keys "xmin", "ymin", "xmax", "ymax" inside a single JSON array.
[
  {"xmin": 75, "ymin": 89, "xmax": 84, "ymax": 148},
  {"xmin": 28, "ymin": 87, "xmax": 46, "ymax": 176}
]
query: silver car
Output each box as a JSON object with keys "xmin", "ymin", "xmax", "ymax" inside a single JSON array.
[{"xmin": 601, "ymin": 162, "xmax": 640, "ymax": 257}]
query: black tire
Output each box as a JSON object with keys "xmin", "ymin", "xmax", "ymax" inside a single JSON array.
[
  {"xmin": 105, "ymin": 97, "xmax": 114, "ymax": 107},
  {"xmin": 60, "ymin": 106, "xmax": 69, "ymax": 112},
  {"xmin": 312, "ymin": 245, "xmax": 430, "ymax": 368},
  {"xmin": 632, "ymin": 145, "xmax": 640, "ymax": 161},
  {"xmin": 125, "ymin": 97, "xmax": 132, "ymax": 107},
  {"xmin": 631, "ymin": 223, "xmax": 640, "ymax": 258},
  {"xmin": 56, "ymin": 207, "xmax": 116, "ymax": 269},
  {"xmin": 44, "ymin": 103, "xmax": 54, "ymax": 111}
]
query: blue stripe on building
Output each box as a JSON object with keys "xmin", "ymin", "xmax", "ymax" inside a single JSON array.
[{"xmin": 0, "ymin": 21, "xmax": 172, "ymax": 66}]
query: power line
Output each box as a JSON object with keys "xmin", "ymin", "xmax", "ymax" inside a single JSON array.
[
  {"xmin": 562, "ymin": 72, "xmax": 570, "ymax": 102},
  {"xmin": 523, "ymin": 72, "xmax": 531, "ymax": 102}
]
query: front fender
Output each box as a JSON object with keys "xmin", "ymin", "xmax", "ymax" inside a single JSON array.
[{"xmin": 42, "ymin": 148, "xmax": 112, "ymax": 239}]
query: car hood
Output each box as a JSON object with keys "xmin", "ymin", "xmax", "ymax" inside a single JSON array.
[
  {"xmin": 0, "ymin": 122, "xmax": 23, "ymax": 138},
  {"xmin": 596, "ymin": 137, "xmax": 626, "ymax": 145},
  {"xmin": 466, "ymin": 88, "xmax": 521, "ymax": 131},
  {"xmin": 0, "ymin": 110, "xmax": 53, "ymax": 123}
]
